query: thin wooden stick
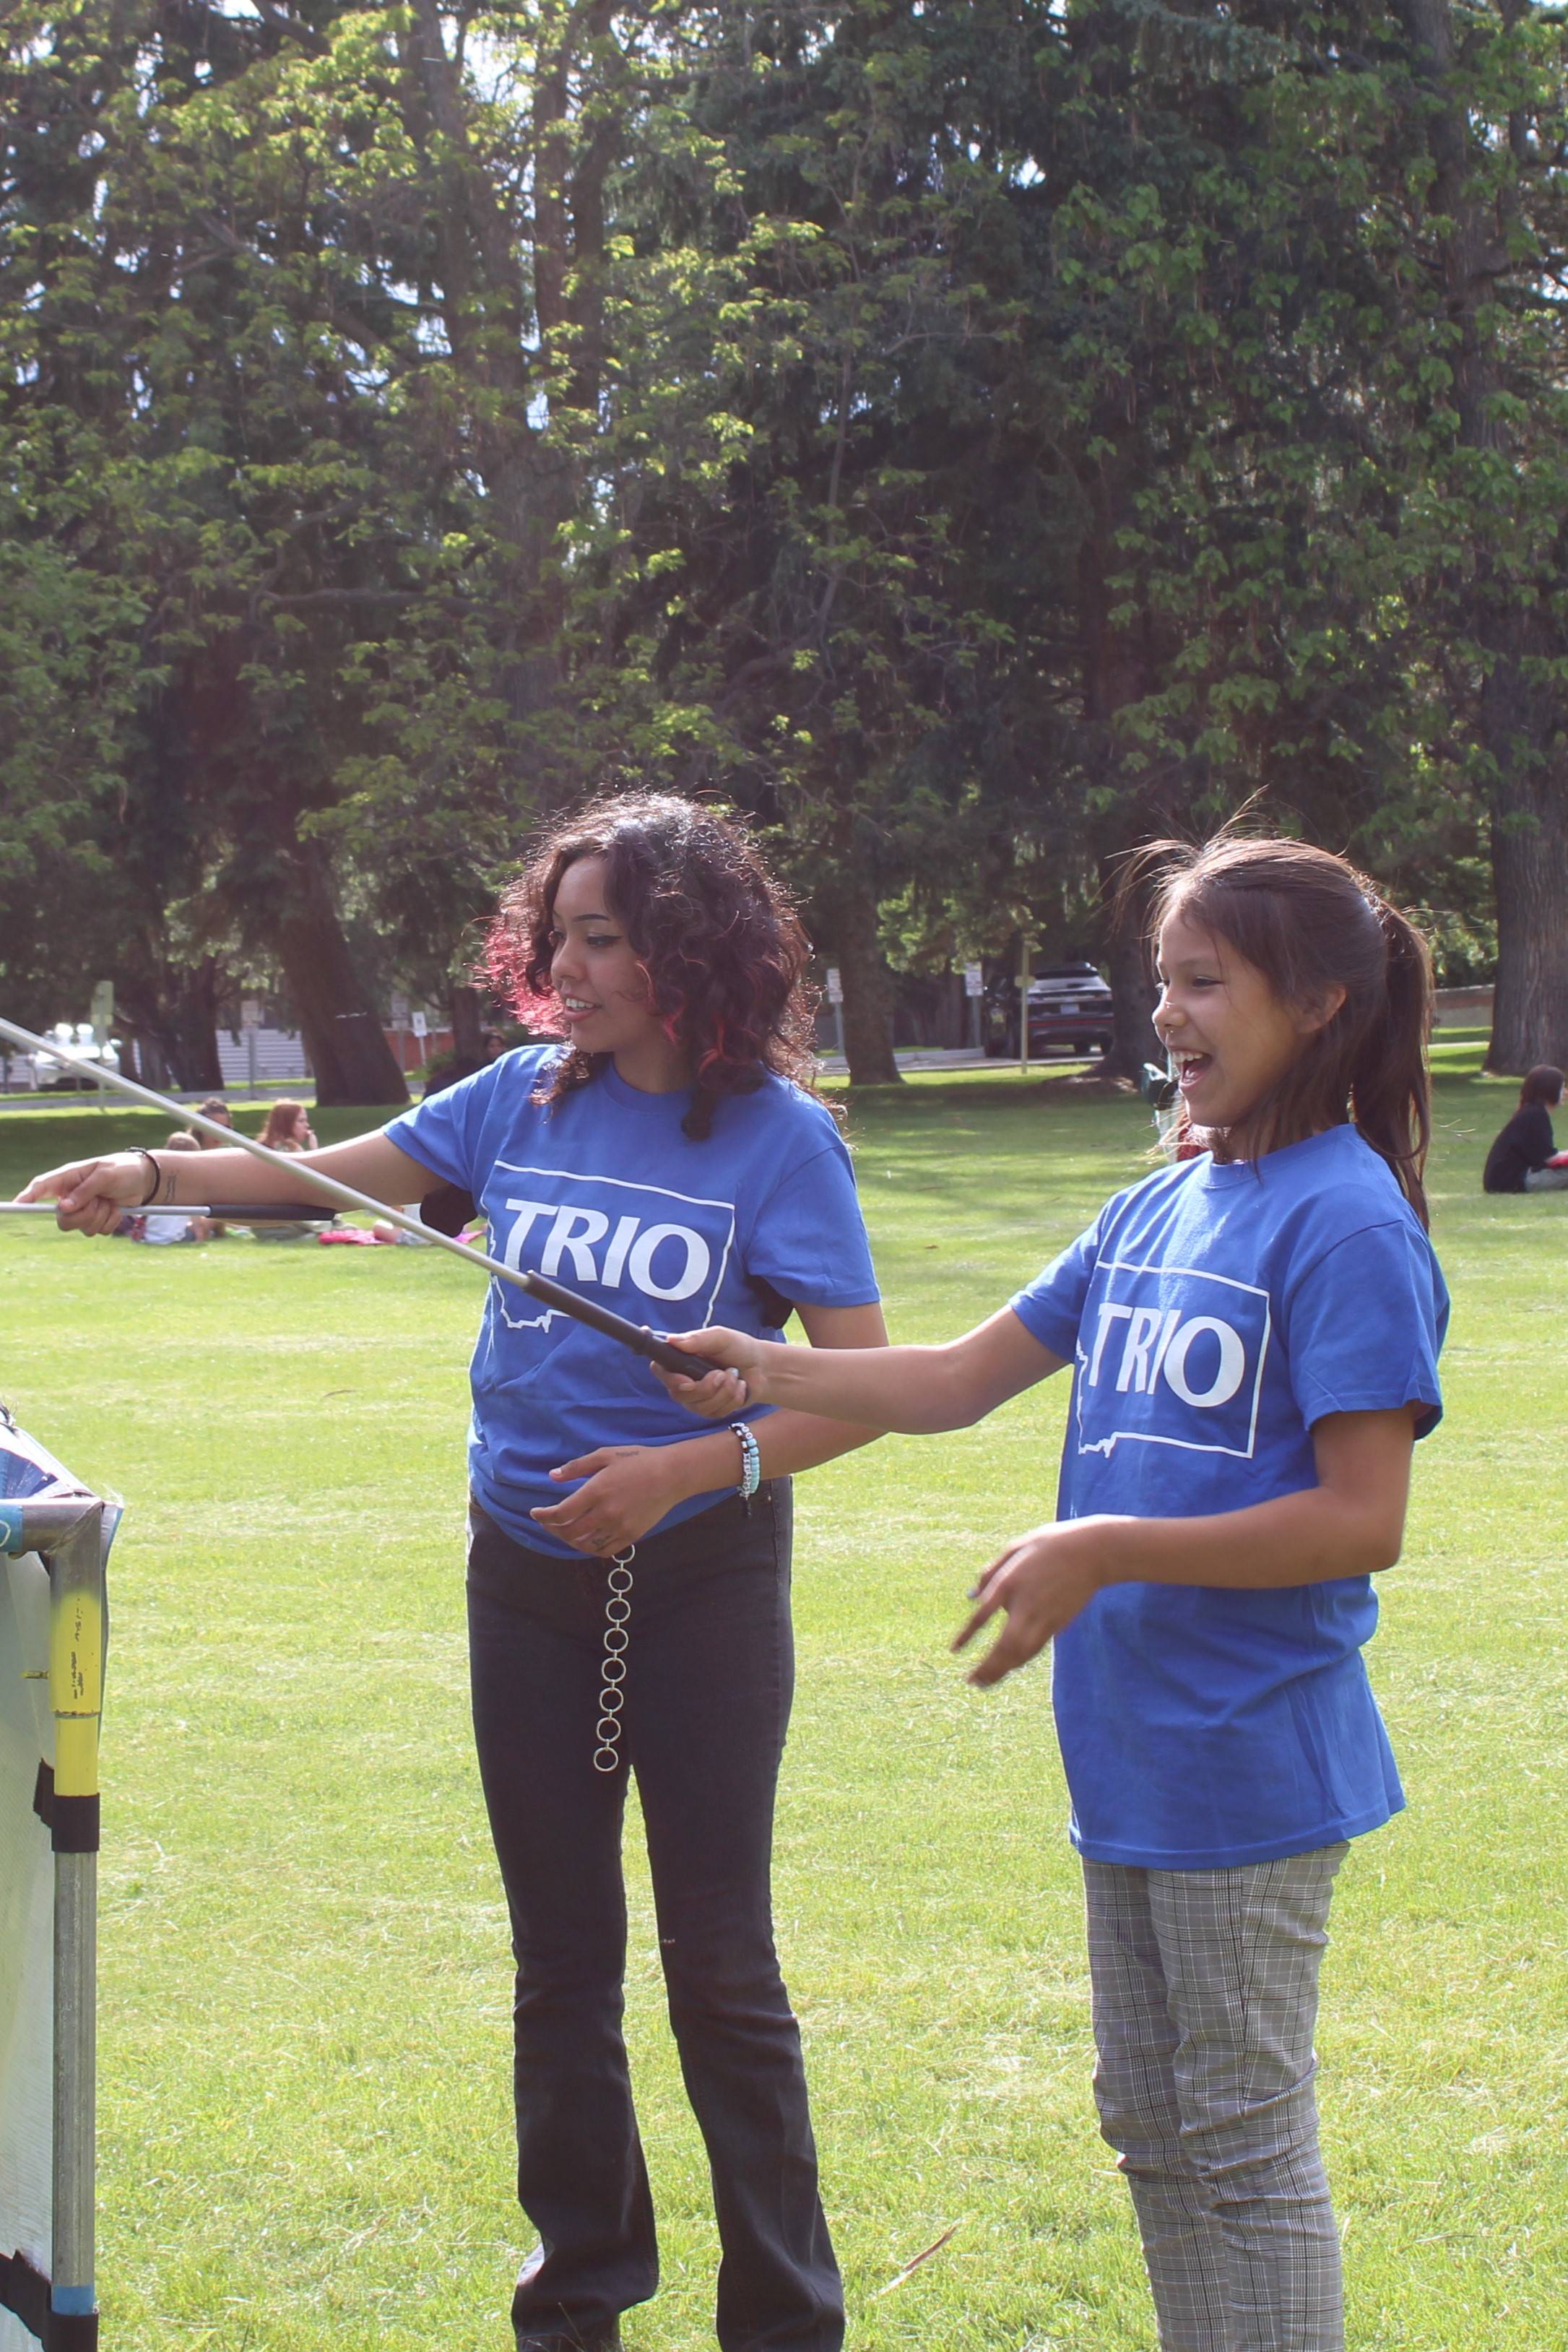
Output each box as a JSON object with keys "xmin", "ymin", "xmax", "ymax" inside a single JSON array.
[{"xmin": 872, "ymin": 2218, "xmax": 966, "ymax": 2297}]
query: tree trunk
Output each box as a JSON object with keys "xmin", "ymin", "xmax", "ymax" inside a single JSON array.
[
  {"xmin": 1100, "ymin": 872, "xmax": 1163, "ymax": 1083},
  {"xmin": 1390, "ymin": 0, "xmax": 1568, "ymax": 1075},
  {"xmin": 403, "ymin": 0, "xmax": 591, "ymax": 743},
  {"xmin": 449, "ymin": 982, "xmax": 486, "ymax": 1062},
  {"xmin": 114, "ymin": 961, "xmax": 223, "ymax": 1093},
  {"xmin": 165, "ymin": 959, "xmax": 224, "ymax": 1093},
  {"xmin": 272, "ymin": 842, "xmax": 409, "ymax": 1107},
  {"xmin": 1486, "ymin": 652, "xmax": 1568, "ymax": 1070},
  {"xmin": 1078, "ymin": 454, "xmax": 1166, "ymax": 1083},
  {"xmin": 826, "ymin": 871, "xmax": 900, "ymax": 1085}
]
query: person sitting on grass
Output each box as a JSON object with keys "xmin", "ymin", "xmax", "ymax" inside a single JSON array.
[
  {"xmin": 190, "ymin": 1105, "xmax": 236, "ymax": 1242},
  {"xmin": 259, "ymin": 1097, "xmax": 317, "ymax": 1154},
  {"xmin": 1481, "ymin": 1063, "xmax": 1568, "ymax": 1194},
  {"xmin": 190, "ymin": 1099, "xmax": 235, "ymax": 1232},
  {"xmin": 137, "ymin": 1134, "xmax": 215, "ymax": 1245},
  {"xmin": 660, "ymin": 831, "xmax": 1449, "ymax": 2352},
  {"xmin": 250, "ymin": 1099, "xmax": 325, "ymax": 1239},
  {"xmin": 192, "ymin": 1095, "xmax": 233, "ymax": 1141}
]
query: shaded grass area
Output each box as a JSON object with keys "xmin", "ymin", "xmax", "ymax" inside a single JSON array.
[{"xmin": 1, "ymin": 1061, "xmax": 1565, "ymax": 2349}]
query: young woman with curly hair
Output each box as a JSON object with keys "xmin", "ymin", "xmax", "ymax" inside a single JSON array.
[{"xmin": 25, "ymin": 790, "xmax": 885, "ymax": 2352}]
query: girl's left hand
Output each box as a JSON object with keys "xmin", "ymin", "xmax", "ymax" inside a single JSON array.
[
  {"xmin": 531, "ymin": 1445, "xmax": 687, "ymax": 1557},
  {"xmin": 952, "ymin": 1517, "xmax": 1117, "ymax": 1686}
]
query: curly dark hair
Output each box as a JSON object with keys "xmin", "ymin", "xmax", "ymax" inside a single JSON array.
[{"xmin": 485, "ymin": 791, "xmax": 822, "ymax": 1141}]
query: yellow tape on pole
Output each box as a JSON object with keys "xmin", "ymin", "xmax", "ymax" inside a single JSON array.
[{"xmin": 49, "ymin": 1586, "xmax": 103, "ymax": 1802}]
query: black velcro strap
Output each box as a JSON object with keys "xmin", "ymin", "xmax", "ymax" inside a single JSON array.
[
  {"xmin": 748, "ymin": 1275, "xmax": 795, "ymax": 1328},
  {"xmin": 418, "ymin": 1182, "xmax": 476, "ymax": 1237},
  {"xmin": 51, "ymin": 1794, "xmax": 100, "ymax": 1856},
  {"xmin": 0, "ymin": 2247, "xmax": 50, "ymax": 2342},
  {"xmin": 48, "ymin": 2313, "xmax": 99, "ymax": 2351},
  {"xmin": 30, "ymin": 1766, "xmax": 99, "ymax": 1854}
]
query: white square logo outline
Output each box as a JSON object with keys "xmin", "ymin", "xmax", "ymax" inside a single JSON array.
[
  {"xmin": 1073, "ymin": 1258, "xmax": 1273, "ymax": 1462},
  {"xmin": 485, "ymin": 1159, "xmax": 740, "ymax": 1335}
]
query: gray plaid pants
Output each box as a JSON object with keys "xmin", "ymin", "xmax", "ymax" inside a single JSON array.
[{"xmin": 1084, "ymin": 1844, "xmax": 1348, "ymax": 2352}]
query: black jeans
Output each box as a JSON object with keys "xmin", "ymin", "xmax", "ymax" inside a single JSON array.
[{"xmin": 467, "ymin": 1484, "xmax": 844, "ymax": 2352}]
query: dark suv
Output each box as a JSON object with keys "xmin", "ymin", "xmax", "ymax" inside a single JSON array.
[{"xmin": 983, "ymin": 961, "xmax": 1115, "ymax": 1058}]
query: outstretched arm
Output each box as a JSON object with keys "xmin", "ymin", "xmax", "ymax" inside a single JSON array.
[
  {"xmin": 657, "ymin": 1306, "xmax": 1068, "ymax": 1434},
  {"xmin": 954, "ymin": 1406, "xmax": 1418, "ymax": 1685},
  {"xmin": 17, "ymin": 1133, "xmax": 434, "ymax": 1233}
]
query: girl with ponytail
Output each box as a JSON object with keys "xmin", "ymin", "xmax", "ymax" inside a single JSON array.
[{"xmin": 659, "ymin": 831, "xmax": 1450, "ymax": 2352}]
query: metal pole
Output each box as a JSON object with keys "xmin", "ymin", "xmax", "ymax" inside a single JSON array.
[
  {"xmin": 50, "ymin": 1503, "xmax": 102, "ymax": 2350},
  {"xmin": 0, "ymin": 1201, "xmax": 332, "ymax": 1221},
  {"xmin": 1018, "ymin": 936, "xmax": 1032, "ymax": 1077}
]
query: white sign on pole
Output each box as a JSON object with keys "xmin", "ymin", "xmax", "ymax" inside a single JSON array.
[
  {"xmin": 963, "ymin": 963, "xmax": 983, "ymax": 998},
  {"xmin": 825, "ymin": 967, "xmax": 844, "ymax": 1005},
  {"xmin": 240, "ymin": 998, "xmax": 262, "ymax": 1031},
  {"xmin": 411, "ymin": 1010, "xmax": 428, "ymax": 1039},
  {"xmin": 89, "ymin": 981, "xmax": 114, "ymax": 1046}
]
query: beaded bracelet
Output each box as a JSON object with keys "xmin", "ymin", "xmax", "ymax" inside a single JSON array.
[{"xmin": 729, "ymin": 1419, "xmax": 761, "ymax": 1510}]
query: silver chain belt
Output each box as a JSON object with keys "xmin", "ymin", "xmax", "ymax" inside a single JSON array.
[{"xmin": 592, "ymin": 1546, "xmax": 636, "ymax": 1774}]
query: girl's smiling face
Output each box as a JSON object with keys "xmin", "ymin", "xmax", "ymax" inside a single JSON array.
[
  {"xmin": 1153, "ymin": 905, "xmax": 1343, "ymax": 1153},
  {"xmin": 547, "ymin": 855, "xmax": 692, "ymax": 1091}
]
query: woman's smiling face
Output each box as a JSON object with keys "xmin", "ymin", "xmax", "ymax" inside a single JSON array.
[
  {"xmin": 1153, "ymin": 904, "xmax": 1340, "ymax": 1151},
  {"xmin": 548, "ymin": 857, "xmax": 659, "ymax": 1050},
  {"xmin": 547, "ymin": 855, "xmax": 693, "ymax": 1091}
]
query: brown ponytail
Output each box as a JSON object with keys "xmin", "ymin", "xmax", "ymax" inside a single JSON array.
[
  {"xmin": 1354, "ymin": 897, "xmax": 1434, "ymax": 1228},
  {"xmin": 1136, "ymin": 834, "xmax": 1434, "ymax": 1228}
]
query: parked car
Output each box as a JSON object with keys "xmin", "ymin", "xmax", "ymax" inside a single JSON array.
[
  {"xmin": 983, "ymin": 961, "xmax": 1115, "ymax": 1058},
  {"xmin": 32, "ymin": 1023, "xmax": 122, "ymax": 1089}
]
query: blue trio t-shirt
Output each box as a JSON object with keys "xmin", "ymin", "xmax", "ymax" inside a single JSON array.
[
  {"xmin": 1009, "ymin": 1125, "xmax": 1449, "ymax": 1870},
  {"xmin": 385, "ymin": 1048, "xmax": 880, "ymax": 1555}
]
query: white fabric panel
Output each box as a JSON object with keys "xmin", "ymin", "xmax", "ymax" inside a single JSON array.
[
  {"xmin": 0, "ymin": 1417, "xmax": 112, "ymax": 2352},
  {"xmin": 0, "ymin": 1546, "xmax": 53, "ymax": 2352}
]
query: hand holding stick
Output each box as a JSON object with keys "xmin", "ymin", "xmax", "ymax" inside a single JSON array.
[{"xmin": 653, "ymin": 1326, "xmax": 770, "ymax": 1417}]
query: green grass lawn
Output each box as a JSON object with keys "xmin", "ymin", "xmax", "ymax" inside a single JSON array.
[{"xmin": 2, "ymin": 1060, "xmax": 1565, "ymax": 2351}]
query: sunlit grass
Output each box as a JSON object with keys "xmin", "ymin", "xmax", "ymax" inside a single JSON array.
[{"xmin": 1, "ymin": 1060, "xmax": 1564, "ymax": 2350}]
